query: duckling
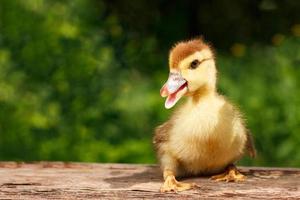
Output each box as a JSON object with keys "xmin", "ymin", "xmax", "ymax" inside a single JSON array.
[{"xmin": 153, "ymin": 38, "xmax": 256, "ymax": 192}]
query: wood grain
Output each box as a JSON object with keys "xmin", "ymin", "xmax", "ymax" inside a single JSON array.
[{"xmin": 0, "ymin": 162, "xmax": 299, "ymax": 199}]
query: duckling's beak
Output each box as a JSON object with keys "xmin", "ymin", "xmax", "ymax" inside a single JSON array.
[{"xmin": 160, "ymin": 72, "xmax": 188, "ymax": 109}]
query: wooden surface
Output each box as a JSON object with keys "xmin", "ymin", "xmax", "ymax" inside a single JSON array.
[{"xmin": 0, "ymin": 162, "xmax": 299, "ymax": 199}]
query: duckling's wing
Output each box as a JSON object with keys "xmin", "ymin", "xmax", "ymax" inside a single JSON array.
[
  {"xmin": 153, "ymin": 121, "xmax": 171, "ymax": 151},
  {"xmin": 245, "ymin": 130, "xmax": 256, "ymax": 158}
]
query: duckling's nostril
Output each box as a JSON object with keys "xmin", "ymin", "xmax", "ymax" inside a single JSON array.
[{"xmin": 166, "ymin": 72, "xmax": 186, "ymax": 93}]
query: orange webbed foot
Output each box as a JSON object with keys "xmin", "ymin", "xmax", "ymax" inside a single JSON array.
[
  {"xmin": 211, "ymin": 165, "xmax": 245, "ymax": 182},
  {"xmin": 160, "ymin": 169, "xmax": 198, "ymax": 192}
]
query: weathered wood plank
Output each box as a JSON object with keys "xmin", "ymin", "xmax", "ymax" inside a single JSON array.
[{"xmin": 0, "ymin": 162, "xmax": 299, "ymax": 199}]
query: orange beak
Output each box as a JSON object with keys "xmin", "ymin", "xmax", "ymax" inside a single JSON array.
[{"xmin": 160, "ymin": 72, "xmax": 188, "ymax": 109}]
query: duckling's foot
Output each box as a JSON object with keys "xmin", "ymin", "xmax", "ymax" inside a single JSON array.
[
  {"xmin": 210, "ymin": 165, "xmax": 245, "ymax": 182},
  {"xmin": 160, "ymin": 176, "xmax": 197, "ymax": 192}
]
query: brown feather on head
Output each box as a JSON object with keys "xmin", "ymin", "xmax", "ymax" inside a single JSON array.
[
  {"xmin": 169, "ymin": 38, "xmax": 212, "ymax": 69},
  {"xmin": 160, "ymin": 38, "xmax": 217, "ymax": 109}
]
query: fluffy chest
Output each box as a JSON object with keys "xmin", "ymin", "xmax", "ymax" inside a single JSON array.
[
  {"xmin": 169, "ymin": 104, "xmax": 226, "ymax": 159},
  {"xmin": 170, "ymin": 97, "xmax": 224, "ymax": 143},
  {"xmin": 168, "ymin": 98, "xmax": 243, "ymax": 174}
]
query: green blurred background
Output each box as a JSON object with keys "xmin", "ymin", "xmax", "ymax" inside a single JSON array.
[{"xmin": 0, "ymin": 0, "xmax": 299, "ymax": 167}]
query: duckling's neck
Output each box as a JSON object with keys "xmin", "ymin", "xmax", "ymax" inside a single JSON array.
[{"xmin": 189, "ymin": 84, "xmax": 217, "ymax": 105}]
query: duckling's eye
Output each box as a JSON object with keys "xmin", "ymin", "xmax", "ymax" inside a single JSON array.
[{"xmin": 189, "ymin": 59, "xmax": 200, "ymax": 69}]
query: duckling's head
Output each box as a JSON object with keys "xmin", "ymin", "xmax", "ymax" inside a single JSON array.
[{"xmin": 160, "ymin": 38, "xmax": 216, "ymax": 109}]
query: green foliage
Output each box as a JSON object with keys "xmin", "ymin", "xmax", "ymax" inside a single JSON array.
[
  {"xmin": 218, "ymin": 38, "xmax": 300, "ymax": 166},
  {"xmin": 0, "ymin": 0, "xmax": 299, "ymax": 167}
]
